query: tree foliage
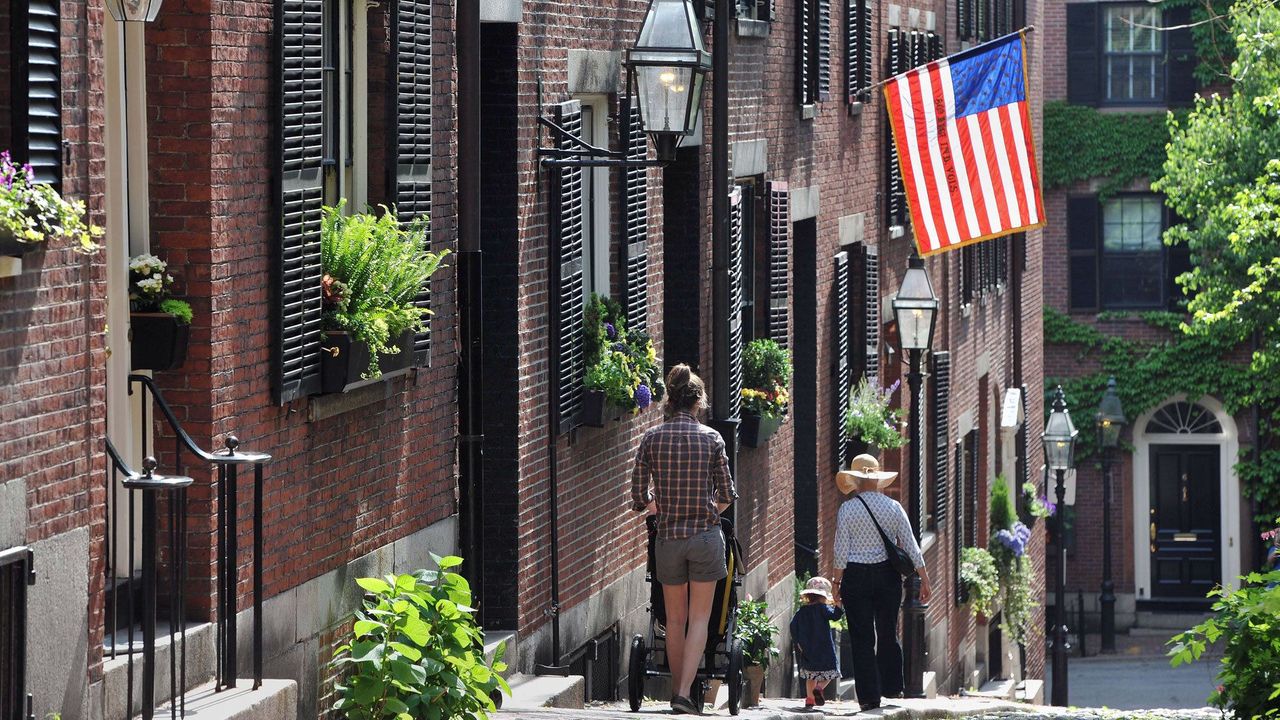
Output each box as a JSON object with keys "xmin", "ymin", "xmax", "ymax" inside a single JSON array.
[{"xmin": 1154, "ymin": 0, "xmax": 1280, "ymax": 520}]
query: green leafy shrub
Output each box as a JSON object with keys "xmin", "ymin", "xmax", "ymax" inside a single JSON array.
[
  {"xmin": 959, "ymin": 547, "xmax": 1000, "ymax": 618},
  {"xmin": 1169, "ymin": 569, "xmax": 1280, "ymax": 719},
  {"xmin": 332, "ymin": 554, "xmax": 509, "ymax": 720},
  {"xmin": 0, "ymin": 150, "xmax": 102, "ymax": 253},
  {"xmin": 740, "ymin": 339, "xmax": 791, "ymax": 419},
  {"xmin": 321, "ymin": 203, "xmax": 449, "ymax": 379},
  {"xmin": 842, "ymin": 377, "xmax": 906, "ymax": 449},
  {"xmin": 129, "ymin": 253, "xmax": 193, "ymax": 325},
  {"xmin": 737, "ymin": 600, "xmax": 779, "ymax": 669},
  {"xmin": 582, "ymin": 294, "xmax": 664, "ymax": 413}
]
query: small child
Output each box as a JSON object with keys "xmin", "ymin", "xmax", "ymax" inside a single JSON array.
[{"xmin": 789, "ymin": 576, "xmax": 844, "ymax": 710}]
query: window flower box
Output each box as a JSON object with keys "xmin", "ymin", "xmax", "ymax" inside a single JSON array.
[
  {"xmin": 320, "ymin": 330, "xmax": 413, "ymax": 394},
  {"xmin": 130, "ymin": 312, "xmax": 191, "ymax": 371},
  {"xmin": 740, "ymin": 413, "xmax": 782, "ymax": 448}
]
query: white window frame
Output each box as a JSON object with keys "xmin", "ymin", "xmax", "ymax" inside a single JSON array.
[
  {"xmin": 324, "ymin": 0, "xmax": 370, "ymax": 211},
  {"xmin": 576, "ymin": 95, "xmax": 612, "ymax": 300},
  {"xmin": 1103, "ymin": 4, "xmax": 1164, "ymax": 104}
]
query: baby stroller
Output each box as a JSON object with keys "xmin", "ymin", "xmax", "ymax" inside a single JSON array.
[{"xmin": 627, "ymin": 516, "xmax": 747, "ymax": 715}]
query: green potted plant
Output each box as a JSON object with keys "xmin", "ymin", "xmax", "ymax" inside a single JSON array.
[
  {"xmin": 988, "ymin": 478, "xmax": 1036, "ymax": 644},
  {"xmin": 1018, "ymin": 481, "xmax": 1055, "ymax": 528},
  {"xmin": 580, "ymin": 294, "xmax": 664, "ymax": 427},
  {"xmin": 320, "ymin": 203, "xmax": 448, "ymax": 392},
  {"xmin": 841, "ymin": 377, "xmax": 906, "ymax": 465},
  {"xmin": 0, "ymin": 150, "xmax": 101, "ymax": 260},
  {"xmin": 129, "ymin": 253, "xmax": 194, "ymax": 371},
  {"xmin": 332, "ymin": 553, "xmax": 509, "ymax": 720},
  {"xmin": 739, "ymin": 339, "xmax": 791, "ymax": 448},
  {"xmin": 736, "ymin": 599, "xmax": 778, "ymax": 708},
  {"xmin": 958, "ymin": 546, "xmax": 1000, "ymax": 618}
]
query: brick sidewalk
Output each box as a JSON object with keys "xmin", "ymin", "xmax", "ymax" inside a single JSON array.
[{"xmin": 495, "ymin": 695, "xmax": 1030, "ymax": 719}]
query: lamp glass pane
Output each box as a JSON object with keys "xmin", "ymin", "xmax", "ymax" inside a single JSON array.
[
  {"xmin": 638, "ymin": 0, "xmax": 698, "ymax": 49},
  {"xmin": 636, "ymin": 66, "xmax": 694, "ymax": 134}
]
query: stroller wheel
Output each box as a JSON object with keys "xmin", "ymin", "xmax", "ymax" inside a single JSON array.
[
  {"xmin": 627, "ymin": 635, "xmax": 648, "ymax": 712},
  {"xmin": 726, "ymin": 639, "xmax": 744, "ymax": 716},
  {"xmin": 689, "ymin": 677, "xmax": 708, "ymax": 714}
]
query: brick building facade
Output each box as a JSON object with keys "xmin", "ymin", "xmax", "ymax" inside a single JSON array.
[
  {"xmin": 0, "ymin": 0, "xmax": 1047, "ymax": 716},
  {"xmin": 1041, "ymin": 0, "xmax": 1263, "ymax": 643}
]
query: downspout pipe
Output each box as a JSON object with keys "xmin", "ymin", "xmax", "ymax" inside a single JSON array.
[
  {"xmin": 709, "ymin": 0, "xmax": 740, "ymax": 485},
  {"xmin": 457, "ymin": 0, "xmax": 484, "ymax": 617}
]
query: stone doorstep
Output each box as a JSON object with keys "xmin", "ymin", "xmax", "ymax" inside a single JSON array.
[
  {"xmin": 148, "ymin": 679, "xmax": 297, "ymax": 720},
  {"xmin": 967, "ymin": 678, "xmax": 1019, "ymax": 701},
  {"xmin": 502, "ymin": 672, "xmax": 587, "ymax": 710},
  {"xmin": 103, "ymin": 622, "xmax": 217, "ymax": 720},
  {"xmin": 486, "ymin": 630, "xmax": 518, "ymax": 675},
  {"xmin": 1016, "ymin": 679, "xmax": 1044, "ymax": 705}
]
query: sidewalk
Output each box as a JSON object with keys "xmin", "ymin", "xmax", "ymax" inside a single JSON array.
[{"xmin": 496, "ymin": 694, "xmax": 1220, "ymax": 720}]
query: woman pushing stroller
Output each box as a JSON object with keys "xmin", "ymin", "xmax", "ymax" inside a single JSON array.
[{"xmin": 630, "ymin": 364, "xmax": 738, "ymax": 715}]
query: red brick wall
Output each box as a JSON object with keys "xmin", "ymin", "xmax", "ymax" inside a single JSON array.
[
  {"xmin": 0, "ymin": 0, "xmax": 108, "ymax": 679},
  {"xmin": 135, "ymin": 0, "xmax": 459, "ymax": 622}
]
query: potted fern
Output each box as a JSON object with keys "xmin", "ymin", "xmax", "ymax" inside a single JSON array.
[
  {"xmin": 129, "ymin": 253, "xmax": 193, "ymax": 371},
  {"xmin": 320, "ymin": 203, "xmax": 448, "ymax": 392},
  {"xmin": 739, "ymin": 339, "xmax": 791, "ymax": 448}
]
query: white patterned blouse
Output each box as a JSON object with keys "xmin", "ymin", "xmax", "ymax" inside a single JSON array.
[{"xmin": 832, "ymin": 491, "xmax": 926, "ymax": 569}]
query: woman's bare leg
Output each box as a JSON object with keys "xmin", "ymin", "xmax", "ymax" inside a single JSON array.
[
  {"xmin": 675, "ymin": 579, "xmax": 717, "ymax": 700},
  {"xmin": 661, "ymin": 582, "xmax": 689, "ymax": 699}
]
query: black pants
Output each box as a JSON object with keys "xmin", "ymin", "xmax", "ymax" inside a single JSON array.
[{"xmin": 840, "ymin": 561, "xmax": 903, "ymax": 707}]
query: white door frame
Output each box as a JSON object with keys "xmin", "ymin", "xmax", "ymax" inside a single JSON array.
[{"xmin": 1131, "ymin": 394, "xmax": 1241, "ymax": 600}]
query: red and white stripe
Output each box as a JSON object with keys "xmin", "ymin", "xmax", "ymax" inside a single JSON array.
[{"xmin": 885, "ymin": 61, "xmax": 1044, "ymax": 256}]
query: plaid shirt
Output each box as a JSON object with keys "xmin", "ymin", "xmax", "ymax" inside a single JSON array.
[{"xmin": 630, "ymin": 412, "xmax": 737, "ymax": 540}]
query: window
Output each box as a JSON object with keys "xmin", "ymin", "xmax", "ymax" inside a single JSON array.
[
  {"xmin": 1068, "ymin": 194, "xmax": 1189, "ymax": 311},
  {"xmin": 737, "ymin": 0, "xmax": 774, "ymax": 22},
  {"xmin": 1104, "ymin": 5, "xmax": 1163, "ymax": 103},
  {"xmin": 960, "ymin": 235, "xmax": 1010, "ymax": 304},
  {"xmin": 1, "ymin": 547, "xmax": 34, "ymax": 720},
  {"xmin": 797, "ymin": 0, "xmax": 831, "ymax": 109},
  {"xmin": 737, "ymin": 179, "xmax": 762, "ymax": 341},
  {"xmin": 1067, "ymin": 3, "xmax": 1197, "ymax": 107},
  {"xmin": 578, "ymin": 98, "xmax": 611, "ymax": 301},
  {"xmin": 957, "ymin": 0, "xmax": 1020, "ymax": 42},
  {"xmin": 885, "ymin": 29, "xmax": 942, "ymax": 227},
  {"xmin": 274, "ymin": 0, "xmax": 433, "ymax": 401}
]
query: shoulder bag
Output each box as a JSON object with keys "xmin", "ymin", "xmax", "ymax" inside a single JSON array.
[{"xmin": 854, "ymin": 495, "xmax": 916, "ymax": 577}]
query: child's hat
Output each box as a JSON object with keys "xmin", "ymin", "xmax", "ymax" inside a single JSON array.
[{"xmin": 800, "ymin": 576, "xmax": 833, "ymax": 601}]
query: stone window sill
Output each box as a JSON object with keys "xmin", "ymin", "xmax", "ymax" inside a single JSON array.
[
  {"xmin": 308, "ymin": 368, "xmax": 415, "ymax": 422},
  {"xmin": 736, "ymin": 18, "xmax": 770, "ymax": 37}
]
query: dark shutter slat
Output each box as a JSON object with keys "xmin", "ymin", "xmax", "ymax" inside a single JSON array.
[
  {"xmin": 1066, "ymin": 4, "xmax": 1099, "ymax": 106},
  {"xmin": 834, "ymin": 252, "xmax": 851, "ymax": 468},
  {"xmin": 1165, "ymin": 6, "xmax": 1197, "ymax": 106},
  {"xmin": 393, "ymin": 0, "xmax": 434, "ymax": 365},
  {"xmin": 728, "ymin": 186, "xmax": 745, "ymax": 418},
  {"xmin": 846, "ymin": 0, "xmax": 857, "ymax": 102},
  {"xmin": 931, "ymin": 352, "xmax": 951, "ymax": 527},
  {"xmin": 1068, "ymin": 196, "xmax": 1100, "ymax": 311},
  {"xmin": 953, "ymin": 439, "xmax": 965, "ymax": 604},
  {"xmin": 622, "ymin": 98, "xmax": 650, "ymax": 334},
  {"xmin": 554, "ymin": 101, "xmax": 586, "ymax": 430},
  {"xmin": 799, "ymin": 0, "xmax": 814, "ymax": 105},
  {"xmin": 767, "ymin": 181, "xmax": 790, "ymax": 347},
  {"xmin": 14, "ymin": 0, "xmax": 62, "ymax": 189},
  {"xmin": 863, "ymin": 247, "xmax": 879, "ymax": 383},
  {"xmin": 818, "ymin": 0, "xmax": 832, "ymax": 100},
  {"xmin": 957, "ymin": 0, "xmax": 970, "ymax": 40},
  {"xmin": 275, "ymin": 0, "xmax": 327, "ymax": 403},
  {"xmin": 885, "ymin": 28, "xmax": 905, "ymax": 226},
  {"xmin": 929, "ymin": 31, "xmax": 942, "ymax": 62},
  {"xmin": 859, "ymin": 0, "xmax": 873, "ymax": 94}
]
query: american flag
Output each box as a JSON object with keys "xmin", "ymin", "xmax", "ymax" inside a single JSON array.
[{"xmin": 884, "ymin": 31, "xmax": 1044, "ymax": 257}]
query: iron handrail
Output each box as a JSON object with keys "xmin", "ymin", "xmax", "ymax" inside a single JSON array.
[{"xmin": 126, "ymin": 375, "xmax": 270, "ymax": 465}]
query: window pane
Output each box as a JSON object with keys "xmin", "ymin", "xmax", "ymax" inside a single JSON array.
[{"xmin": 1101, "ymin": 253, "xmax": 1163, "ymax": 307}]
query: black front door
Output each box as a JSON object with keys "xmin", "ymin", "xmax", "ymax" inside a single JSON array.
[{"xmin": 1149, "ymin": 444, "xmax": 1220, "ymax": 598}]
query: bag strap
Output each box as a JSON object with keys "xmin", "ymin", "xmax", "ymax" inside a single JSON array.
[{"xmin": 855, "ymin": 494, "xmax": 898, "ymax": 549}]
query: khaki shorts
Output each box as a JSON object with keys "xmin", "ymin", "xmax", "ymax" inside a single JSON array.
[{"xmin": 655, "ymin": 527, "xmax": 727, "ymax": 585}]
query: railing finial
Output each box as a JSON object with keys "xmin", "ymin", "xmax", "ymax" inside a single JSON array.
[
  {"xmin": 142, "ymin": 456, "xmax": 158, "ymax": 477},
  {"xmin": 224, "ymin": 435, "xmax": 239, "ymax": 454}
]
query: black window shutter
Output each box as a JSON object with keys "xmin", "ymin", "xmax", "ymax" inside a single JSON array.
[
  {"xmin": 931, "ymin": 351, "xmax": 951, "ymax": 527},
  {"xmin": 834, "ymin": 251, "xmax": 852, "ymax": 469},
  {"xmin": 818, "ymin": 0, "xmax": 833, "ymax": 101},
  {"xmin": 767, "ymin": 181, "xmax": 791, "ymax": 347},
  {"xmin": 1165, "ymin": 6, "xmax": 1197, "ymax": 107},
  {"xmin": 858, "ymin": 0, "xmax": 873, "ymax": 96},
  {"xmin": 728, "ymin": 186, "xmax": 746, "ymax": 417},
  {"xmin": 1068, "ymin": 195, "xmax": 1100, "ymax": 311},
  {"xmin": 275, "ymin": 0, "xmax": 327, "ymax": 403},
  {"xmin": 799, "ymin": 0, "xmax": 815, "ymax": 105},
  {"xmin": 957, "ymin": 0, "xmax": 971, "ymax": 40},
  {"xmin": 863, "ymin": 246, "xmax": 880, "ymax": 383},
  {"xmin": 393, "ymin": 0, "xmax": 434, "ymax": 366},
  {"xmin": 966, "ymin": 431, "xmax": 979, "ymax": 546},
  {"xmin": 953, "ymin": 439, "xmax": 965, "ymax": 603},
  {"xmin": 1066, "ymin": 4, "xmax": 1099, "ymax": 106},
  {"xmin": 885, "ymin": 28, "xmax": 905, "ymax": 227},
  {"xmin": 929, "ymin": 31, "xmax": 943, "ymax": 62},
  {"xmin": 553, "ymin": 101, "xmax": 586, "ymax": 431},
  {"xmin": 621, "ymin": 98, "xmax": 650, "ymax": 334},
  {"xmin": 13, "ymin": 0, "xmax": 62, "ymax": 190}
]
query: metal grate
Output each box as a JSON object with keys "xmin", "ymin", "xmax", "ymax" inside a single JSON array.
[
  {"xmin": 567, "ymin": 626, "xmax": 620, "ymax": 702},
  {"xmin": 0, "ymin": 548, "xmax": 34, "ymax": 720}
]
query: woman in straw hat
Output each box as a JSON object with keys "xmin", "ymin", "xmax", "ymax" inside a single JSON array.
[
  {"xmin": 630, "ymin": 364, "xmax": 738, "ymax": 715},
  {"xmin": 830, "ymin": 454, "xmax": 931, "ymax": 711}
]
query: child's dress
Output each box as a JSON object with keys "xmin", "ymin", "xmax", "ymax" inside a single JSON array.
[{"xmin": 789, "ymin": 603, "xmax": 844, "ymax": 681}]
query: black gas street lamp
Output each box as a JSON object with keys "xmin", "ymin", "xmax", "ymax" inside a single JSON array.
[
  {"xmin": 891, "ymin": 254, "xmax": 938, "ymax": 699},
  {"xmin": 1095, "ymin": 376, "xmax": 1126, "ymax": 654},
  {"xmin": 1043, "ymin": 386, "xmax": 1079, "ymax": 707}
]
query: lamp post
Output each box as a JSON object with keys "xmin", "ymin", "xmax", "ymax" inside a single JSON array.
[
  {"xmin": 1043, "ymin": 386, "xmax": 1079, "ymax": 707},
  {"xmin": 1095, "ymin": 377, "xmax": 1126, "ymax": 654},
  {"xmin": 891, "ymin": 254, "xmax": 938, "ymax": 699}
]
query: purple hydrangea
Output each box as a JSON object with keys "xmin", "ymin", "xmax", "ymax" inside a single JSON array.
[
  {"xmin": 995, "ymin": 521, "xmax": 1033, "ymax": 558},
  {"xmin": 605, "ymin": 322, "xmax": 617, "ymax": 340},
  {"xmin": 635, "ymin": 383, "xmax": 652, "ymax": 409},
  {"xmin": 1040, "ymin": 495, "xmax": 1057, "ymax": 517},
  {"xmin": 612, "ymin": 342, "xmax": 627, "ymax": 353}
]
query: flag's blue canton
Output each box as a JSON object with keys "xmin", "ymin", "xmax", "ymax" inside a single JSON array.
[{"xmin": 949, "ymin": 35, "xmax": 1025, "ymax": 119}]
